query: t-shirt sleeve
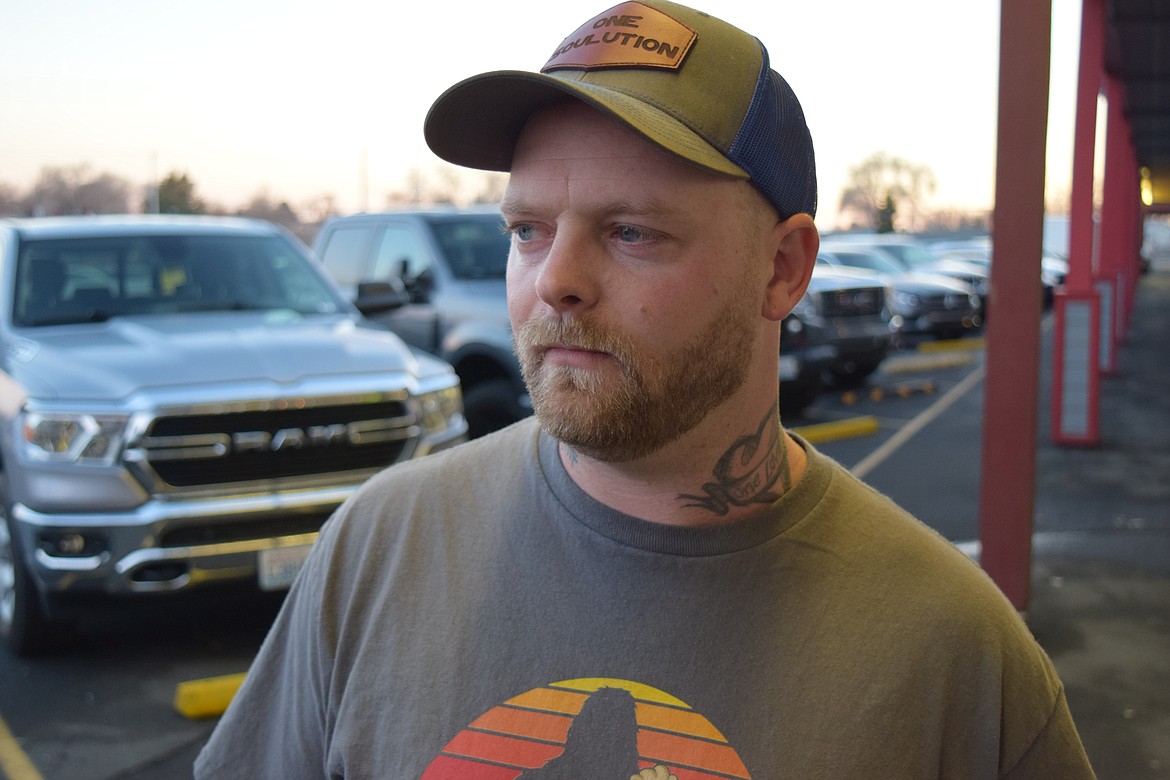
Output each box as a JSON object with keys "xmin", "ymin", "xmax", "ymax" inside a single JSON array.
[{"xmin": 1002, "ymin": 685, "xmax": 1096, "ymax": 779}]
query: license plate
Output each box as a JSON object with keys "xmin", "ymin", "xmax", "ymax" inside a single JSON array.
[{"xmin": 258, "ymin": 544, "xmax": 312, "ymax": 591}]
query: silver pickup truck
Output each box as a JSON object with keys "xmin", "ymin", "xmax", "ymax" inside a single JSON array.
[
  {"xmin": 0, "ymin": 215, "xmax": 467, "ymax": 655},
  {"xmin": 312, "ymin": 208, "xmax": 526, "ymax": 439}
]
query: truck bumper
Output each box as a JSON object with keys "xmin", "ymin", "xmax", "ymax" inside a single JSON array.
[{"xmin": 13, "ymin": 424, "xmax": 466, "ymax": 596}]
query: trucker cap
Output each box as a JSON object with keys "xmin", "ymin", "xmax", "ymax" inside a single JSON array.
[{"xmin": 423, "ymin": 0, "xmax": 817, "ymax": 219}]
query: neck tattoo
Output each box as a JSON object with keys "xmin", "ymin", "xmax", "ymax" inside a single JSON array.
[{"xmin": 679, "ymin": 405, "xmax": 791, "ymax": 516}]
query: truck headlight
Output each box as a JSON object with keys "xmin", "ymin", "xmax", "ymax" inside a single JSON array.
[
  {"xmin": 20, "ymin": 412, "xmax": 128, "ymax": 465},
  {"xmin": 892, "ymin": 291, "xmax": 921, "ymax": 313},
  {"xmin": 416, "ymin": 385, "xmax": 463, "ymax": 433}
]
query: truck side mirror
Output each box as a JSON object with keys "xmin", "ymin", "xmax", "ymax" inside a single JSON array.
[
  {"xmin": 355, "ymin": 280, "xmax": 409, "ymax": 315},
  {"xmin": 402, "ymin": 268, "xmax": 435, "ymax": 303}
]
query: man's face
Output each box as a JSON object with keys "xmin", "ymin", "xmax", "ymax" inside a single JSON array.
[{"xmin": 503, "ymin": 102, "xmax": 773, "ymax": 463}]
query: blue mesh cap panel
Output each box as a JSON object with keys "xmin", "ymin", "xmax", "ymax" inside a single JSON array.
[{"xmin": 727, "ymin": 45, "xmax": 818, "ymax": 219}]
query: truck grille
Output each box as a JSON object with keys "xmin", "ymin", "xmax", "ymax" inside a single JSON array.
[
  {"xmin": 134, "ymin": 400, "xmax": 416, "ymax": 488},
  {"xmin": 160, "ymin": 511, "xmax": 332, "ymax": 547},
  {"xmin": 920, "ymin": 293, "xmax": 970, "ymax": 313},
  {"xmin": 817, "ymin": 287, "xmax": 885, "ymax": 317}
]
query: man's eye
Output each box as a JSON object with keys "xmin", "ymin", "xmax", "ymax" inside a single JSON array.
[
  {"xmin": 507, "ymin": 224, "xmax": 536, "ymax": 242},
  {"xmin": 615, "ymin": 225, "xmax": 647, "ymax": 243}
]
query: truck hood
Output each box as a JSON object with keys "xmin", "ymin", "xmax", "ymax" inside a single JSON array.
[{"xmin": 9, "ymin": 311, "xmax": 421, "ymax": 403}]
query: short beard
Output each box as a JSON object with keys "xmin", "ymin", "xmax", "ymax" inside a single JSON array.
[{"xmin": 515, "ymin": 289, "xmax": 757, "ymax": 463}]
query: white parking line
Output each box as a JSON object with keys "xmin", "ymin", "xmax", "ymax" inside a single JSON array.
[
  {"xmin": 0, "ymin": 712, "xmax": 42, "ymax": 780},
  {"xmin": 849, "ymin": 363, "xmax": 987, "ymax": 480}
]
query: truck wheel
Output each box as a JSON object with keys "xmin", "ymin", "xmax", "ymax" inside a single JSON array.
[
  {"xmin": 462, "ymin": 379, "xmax": 528, "ymax": 439},
  {"xmin": 0, "ymin": 505, "xmax": 57, "ymax": 656}
]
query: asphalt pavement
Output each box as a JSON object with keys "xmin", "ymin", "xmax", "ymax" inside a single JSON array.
[
  {"xmin": 1022, "ymin": 257, "xmax": 1170, "ymax": 778},
  {"xmin": 825, "ymin": 257, "xmax": 1170, "ymax": 778}
]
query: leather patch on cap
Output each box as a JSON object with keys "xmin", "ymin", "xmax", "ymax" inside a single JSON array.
[{"xmin": 543, "ymin": 1, "xmax": 697, "ymax": 71}]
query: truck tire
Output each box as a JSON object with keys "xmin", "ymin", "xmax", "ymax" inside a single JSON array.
[
  {"xmin": 0, "ymin": 503, "xmax": 57, "ymax": 656},
  {"xmin": 461, "ymin": 379, "xmax": 528, "ymax": 439}
]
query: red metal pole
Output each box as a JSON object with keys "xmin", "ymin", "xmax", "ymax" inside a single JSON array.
[
  {"xmin": 1126, "ymin": 145, "xmax": 1142, "ymax": 331},
  {"xmin": 1051, "ymin": 0, "xmax": 1103, "ymax": 446},
  {"xmin": 1097, "ymin": 75, "xmax": 1132, "ymax": 375},
  {"xmin": 979, "ymin": 0, "xmax": 1052, "ymax": 612},
  {"xmin": 1122, "ymin": 103, "xmax": 1139, "ymax": 338}
]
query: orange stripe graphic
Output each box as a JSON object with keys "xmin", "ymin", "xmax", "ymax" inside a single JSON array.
[
  {"xmin": 505, "ymin": 687, "xmax": 588, "ymax": 715},
  {"xmin": 635, "ymin": 702, "xmax": 727, "ymax": 742},
  {"xmin": 442, "ymin": 729, "xmax": 563, "ymax": 769},
  {"xmin": 471, "ymin": 706, "xmax": 573, "ymax": 743},
  {"xmin": 426, "ymin": 680, "xmax": 752, "ymax": 779},
  {"xmin": 421, "ymin": 754, "xmax": 523, "ymax": 780},
  {"xmin": 639, "ymin": 729, "xmax": 751, "ymax": 778}
]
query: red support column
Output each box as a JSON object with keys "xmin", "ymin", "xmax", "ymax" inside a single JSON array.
[
  {"xmin": 1126, "ymin": 147, "xmax": 1143, "ymax": 331},
  {"xmin": 1097, "ymin": 75, "xmax": 1133, "ymax": 376},
  {"xmin": 1122, "ymin": 121, "xmax": 1139, "ymax": 336},
  {"xmin": 1052, "ymin": 0, "xmax": 1103, "ymax": 446},
  {"xmin": 979, "ymin": 0, "xmax": 1052, "ymax": 612}
]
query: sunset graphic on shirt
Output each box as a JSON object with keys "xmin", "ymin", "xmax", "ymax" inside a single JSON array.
[{"xmin": 420, "ymin": 677, "xmax": 751, "ymax": 779}]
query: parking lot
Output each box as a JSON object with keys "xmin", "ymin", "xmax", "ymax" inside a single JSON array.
[{"xmin": 1, "ymin": 271, "xmax": 1167, "ymax": 780}]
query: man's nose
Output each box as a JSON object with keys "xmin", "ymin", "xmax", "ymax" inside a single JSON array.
[{"xmin": 534, "ymin": 229, "xmax": 601, "ymax": 313}]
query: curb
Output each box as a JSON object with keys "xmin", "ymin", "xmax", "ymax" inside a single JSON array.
[
  {"xmin": 916, "ymin": 336, "xmax": 986, "ymax": 353},
  {"xmin": 881, "ymin": 352, "xmax": 977, "ymax": 374},
  {"xmin": 174, "ymin": 672, "xmax": 247, "ymax": 720},
  {"xmin": 792, "ymin": 416, "xmax": 880, "ymax": 443}
]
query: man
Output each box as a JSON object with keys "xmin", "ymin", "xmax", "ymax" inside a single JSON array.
[{"xmin": 196, "ymin": 2, "xmax": 1095, "ymax": 777}]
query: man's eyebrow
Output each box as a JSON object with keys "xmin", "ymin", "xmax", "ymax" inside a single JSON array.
[
  {"xmin": 499, "ymin": 196, "xmax": 684, "ymax": 220},
  {"xmin": 498, "ymin": 195, "xmax": 534, "ymax": 218}
]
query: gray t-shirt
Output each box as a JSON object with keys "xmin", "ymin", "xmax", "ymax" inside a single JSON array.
[{"xmin": 196, "ymin": 418, "xmax": 1094, "ymax": 779}]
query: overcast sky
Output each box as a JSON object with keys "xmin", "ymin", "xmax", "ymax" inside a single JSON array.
[{"xmin": 0, "ymin": 0, "xmax": 1086, "ymax": 227}]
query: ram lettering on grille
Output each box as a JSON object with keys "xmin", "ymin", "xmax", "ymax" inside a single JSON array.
[{"xmin": 131, "ymin": 403, "xmax": 416, "ymax": 487}]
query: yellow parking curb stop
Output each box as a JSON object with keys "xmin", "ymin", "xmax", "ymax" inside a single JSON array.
[
  {"xmin": 792, "ymin": 416, "xmax": 880, "ymax": 443},
  {"xmin": 917, "ymin": 336, "xmax": 985, "ymax": 353},
  {"xmin": 881, "ymin": 352, "xmax": 976, "ymax": 375},
  {"xmin": 174, "ymin": 672, "xmax": 247, "ymax": 720}
]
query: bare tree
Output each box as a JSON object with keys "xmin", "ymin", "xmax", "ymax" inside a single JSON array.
[
  {"xmin": 385, "ymin": 165, "xmax": 507, "ymax": 208},
  {"xmin": 237, "ymin": 191, "xmax": 301, "ymax": 232},
  {"xmin": 299, "ymin": 194, "xmax": 340, "ymax": 225},
  {"xmin": 470, "ymin": 172, "xmax": 508, "ymax": 205},
  {"xmin": 838, "ymin": 152, "xmax": 936, "ymax": 231},
  {"xmin": 24, "ymin": 165, "xmax": 132, "ymax": 216},
  {"xmin": 920, "ymin": 208, "xmax": 990, "ymax": 234},
  {"xmin": 0, "ymin": 182, "xmax": 21, "ymax": 216}
]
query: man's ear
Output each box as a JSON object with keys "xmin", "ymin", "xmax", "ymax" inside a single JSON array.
[{"xmin": 762, "ymin": 214, "xmax": 819, "ymax": 322}]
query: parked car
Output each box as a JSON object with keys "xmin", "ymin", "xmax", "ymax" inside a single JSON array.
[
  {"xmin": 313, "ymin": 208, "xmax": 524, "ymax": 438},
  {"xmin": 929, "ymin": 236, "xmax": 1067, "ymax": 307},
  {"xmin": 0, "ymin": 215, "xmax": 467, "ymax": 655},
  {"xmin": 818, "ymin": 244, "xmax": 983, "ymax": 340},
  {"xmin": 824, "ymin": 232, "xmax": 990, "ymax": 302},
  {"xmin": 779, "ymin": 265, "xmax": 895, "ymax": 414}
]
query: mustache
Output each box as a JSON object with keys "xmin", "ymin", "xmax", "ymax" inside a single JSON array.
[{"xmin": 515, "ymin": 317, "xmax": 633, "ymax": 361}]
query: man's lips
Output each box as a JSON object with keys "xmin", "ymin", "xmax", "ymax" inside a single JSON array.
[{"xmin": 540, "ymin": 343, "xmax": 614, "ymax": 369}]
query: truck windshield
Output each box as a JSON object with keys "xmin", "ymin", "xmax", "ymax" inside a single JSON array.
[
  {"xmin": 13, "ymin": 233, "xmax": 347, "ymax": 327},
  {"xmin": 426, "ymin": 214, "xmax": 510, "ymax": 281}
]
